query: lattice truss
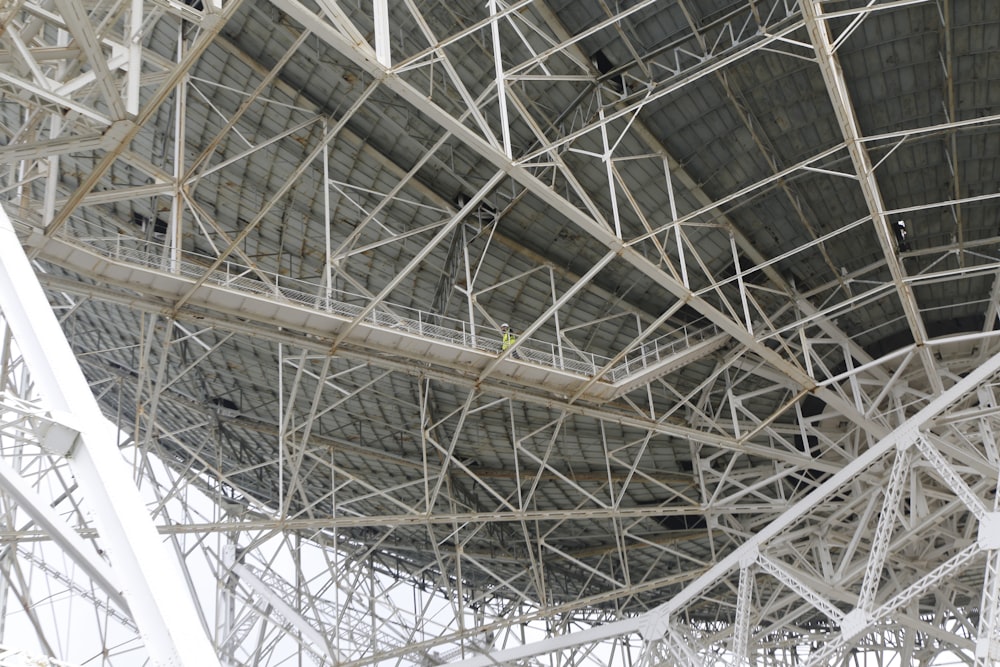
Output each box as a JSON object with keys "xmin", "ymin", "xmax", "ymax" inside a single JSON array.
[{"xmin": 1, "ymin": 0, "xmax": 1000, "ymax": 664}]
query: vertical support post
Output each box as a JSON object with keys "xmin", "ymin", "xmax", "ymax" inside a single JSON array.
[
  {"xmin": 295, "ymin": 532, "xmax": 303, "ymax": 667},
  {"xmin": 857, "ymin": 445, "xmax": 911, "ymax": 612},
  {"xmin": 488, "ymin": 0, "xmax": 512, "ymax": 157},
  {"xmin": 373, "ymin": 0, "xmax": 390, "ymax": 67},
  {"xmin": 634, "ymin": 313, "xmax": 644, "ymax": 366},
  {"xmin": 331, "ymin": 446, "xmax": 341, "ymax": 656},
  {"xmin": 976, "ymin": 430, "xmax": 1000, "ymax": 664},
  {"xmin": 976, "ymin": 546, "xmax": 1000, "ymax": 665},
  {"xmin": 220, "ymin": 543, "xmax": 237, "ymax": 666},
  {"xmin": 730, "ymin": 232, "xmax": 752, "ymax": 333},
  {"xmin": 14, "ymin": 108, "xmax": 28, "ymax": 212},
  {"xmin": 0, "ymin": 205, "xmax": 221, "ymax": 666},
  {"xmin": 323, "ymin": 119, "xmax": 333, "ymax": 307},
  {"xmin": 843, "ymin": 344, "xmax": 866, "ymax": 415},
  {"xmin": 0, "ymin": 540, "xmax": 8, "ymax": 644},
  {"xmin": 44, "ymin": 29, "xmax": 68, "ymax": 226},
  {"xmin": 550, "ymin": 267, "xmax": 564, "ymax": 369},
  {"xmin": 799, "ymin": 329, "xmax": 813, "ymax": 380},
  {"xmin": 126, "ymin": 0, "xmax": 142, "ymax": 116},
  {"xmin": 978, "ymin": 385, "xmax": 1000, "ymax": 465},
  {"xmin": 900, "ymin": 602, "xmax": 918, "ymax": 665},
  {"xmin": 44, "ymin": 115, "xmax": 61, "ymax": 225},
  {"xmin": 462, "ymin": 225, "xmax": 476, "ymax": 347},
  {"xmin": 278, "ymin": 341, "xmax": 284, "ymax": 514},
  {"xmin": 728, "ymin": 391, "xmax": 742, "ymax": 439},
  {"xmin": 600, "ymin": 107, "xmax": 622, "ymax": 239},
  {"xmin": 733, "ymin": 563, "xmax": 754, "ymax": 665},
  {"xmin": 169, "ymin": 30, "xmax": 187, "ymax": 273},
  {"xmin": 663, "ymin": 157, "xmax": 687, "ymax": 288},
  {"xmin": 420, "ymin": 378, "xmax": 432, "ymax": 514},
  {"xmin": 368, "ymin": 554, "xmax": 377, "ymax": 651},
  {"xmin": 0, "ymin": 347, "xmax": 14, "ymax": 642}
]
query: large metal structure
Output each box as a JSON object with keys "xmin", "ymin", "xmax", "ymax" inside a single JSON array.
[{"xmin": 0, "ymin": 0, "xmax": 999, "ymax": 664}]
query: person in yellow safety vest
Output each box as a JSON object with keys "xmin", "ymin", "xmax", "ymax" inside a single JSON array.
[{"xmin": 500, "ymin": 322, "xmax": 517, "ymax": 354}]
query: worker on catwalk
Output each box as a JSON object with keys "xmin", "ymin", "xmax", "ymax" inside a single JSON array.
[{"xmin": 500, "ymin": 322, "xmax": 518, "ymax": 357}]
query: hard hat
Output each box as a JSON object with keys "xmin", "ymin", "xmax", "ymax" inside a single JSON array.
[{"xmin": 500, "ymin": 322, "xmax": 509, "ymax": 329}]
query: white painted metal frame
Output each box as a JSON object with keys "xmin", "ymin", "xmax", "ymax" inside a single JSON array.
[{"xmin": 0, "ymin": 0, "xmax": 997, "ymax": 664}]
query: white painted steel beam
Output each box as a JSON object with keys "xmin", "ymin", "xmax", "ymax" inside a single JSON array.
[
  {"xmin": 0, "ymin": 208, "xmax": 220, "ymax": 666},
  {"xmin": 801, "ymin": 0, "xmax": 936, "ymax": 388},
  {"xmin": 977, "ymin": 550, "xmax": 1000, "ymax": 664}
]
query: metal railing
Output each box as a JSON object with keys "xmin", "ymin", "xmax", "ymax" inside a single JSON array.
[{"xmin": 60, "ymin": 234, "xmax": 722, "ymax": 384}]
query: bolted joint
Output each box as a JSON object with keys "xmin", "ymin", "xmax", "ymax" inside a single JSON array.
[
  {"xmin": 38, "ymin": 413, "xmax": 83, "ymax": 457},
  {"xmin": 978, "ymin": 513, "xmax": 1000, "ymax": 550},
  {"xmin": 222, "ymin": 544, "xmax": 237, "ymax": 567},
  {"xmin": 639, "ymin": 610, "xmax": 670, "ymax": 641},
  {"xmin": 896, "ymin": 424, "xmax": 920, "ymax": 451},
  {"xmin": 975, "ymin": 635, "xmax": 999, "ymax": 659},
  {"xmin": 739, "ymin": 546, "xmax": 759, "ymax": 570},
  {"xmin": 841, "ymin": 608, "xmax": 870, "ymax": 641}
]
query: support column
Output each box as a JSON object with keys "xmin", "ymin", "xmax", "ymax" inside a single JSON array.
[
  {"xmin": 976, "ymin": 543, "xmax": 1000, "ymax": 665},
  {"xmin": 975, "ymin": 382, "xmax": 1000, "ymax": 664},
  {"xmin": 488, "ymin": 0, "xmax": 511, "ymax": 157},
  {"xmin": 732, "ymin": 560, "xmax": 754, "ymax": 665},
  {"xmin": 0, "ymin": 208, "xmax": 221, "ymax": 666},
  {"xmin": 168, "ymin": 29, "xmax": 187, "ymax": 272}
]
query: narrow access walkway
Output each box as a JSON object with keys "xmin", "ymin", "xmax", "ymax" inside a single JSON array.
[{"xmin": 30, "ymin": 232, "xmax": 727, "ymax": 402}]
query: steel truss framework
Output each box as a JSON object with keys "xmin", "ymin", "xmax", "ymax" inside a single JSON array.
[{"xmin": 0, "ymin": 0, "xmax": 999, "ymax": 665}]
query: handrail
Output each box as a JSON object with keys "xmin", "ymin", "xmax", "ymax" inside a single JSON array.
[{"xmin": 48, "ymin": 232, "xmax": 723, "ymax": 384}]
